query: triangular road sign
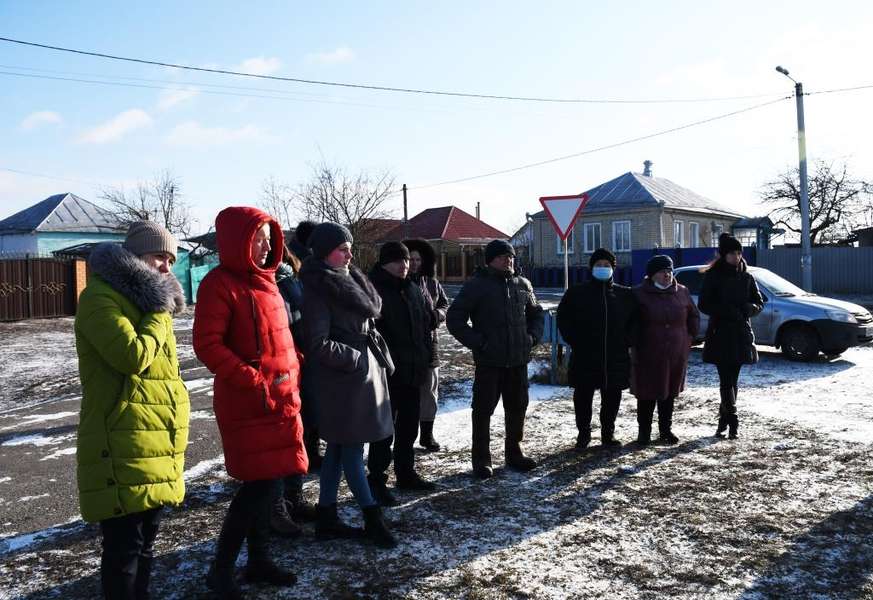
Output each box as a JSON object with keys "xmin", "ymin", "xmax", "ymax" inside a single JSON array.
[{"xmin": 539, "ymin": 193, "xmax": 589, "ymax": 240}]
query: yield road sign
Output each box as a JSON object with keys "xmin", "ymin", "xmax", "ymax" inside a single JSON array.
[{"xmin": 539, "ymin": 193, "xmax": 589, "ymax": 240}]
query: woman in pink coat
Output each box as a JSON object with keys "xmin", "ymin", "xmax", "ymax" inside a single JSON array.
[{"xmin": 631, "ymin": 255, "xmax": 700, "ymax": 445}]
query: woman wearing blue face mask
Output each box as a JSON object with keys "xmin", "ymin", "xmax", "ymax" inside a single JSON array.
[{"xmin": 557, "ymin": 248, "xmax": 637, "ymax": 450}]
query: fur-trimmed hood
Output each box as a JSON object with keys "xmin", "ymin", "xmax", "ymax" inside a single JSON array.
[
  {"xmin": 299, "ymin": 256, "xmax": 381, "ymax": 319},
  {"xmin": 88, "ymin": 242, "xmax": 186, "ymax": 315}
]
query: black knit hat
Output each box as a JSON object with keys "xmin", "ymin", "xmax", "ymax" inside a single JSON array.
[
  {"xmin": 589, "ymin": 247, "xmax": 616, "ymax": 268},
  {"xmin": 485, "ymin": 239, "xmax": 515, "ymax": 264},
  {"xmin": 308, "ymin": 222, "xmax": 354, "ymax": 259},
  {"xmin": 378, "ymin": 241, "xmax": 410, "ymax": 265},
  {"xmin": 294, "ymin": 220, "xmax": 318, "ymax": 245},
  {"xmin": 718, "ymin": 232, "xmax": 742, "ymax": 256},
  {"xmin": 646, "ymin": 254, "xmax": 674, "ymax": 278}
]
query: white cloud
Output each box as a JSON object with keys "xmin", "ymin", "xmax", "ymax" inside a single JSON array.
[
  {"xmin": 157, "ymin": 87, "xmax": 200, "ymax": 110},
  {"xmin": 19, "ymin": 111, "xmax": 63, "ymax": 131},
  {"xmin": 305, "ymin": 46, "xmax": 355, "ymax": 65},
  {"xmin": 234, "ymin": 57, "xmax": 282, "ymax": 76},
  {"xmin": 165, "ymin": 121, "xmax": 271, "ymax": 146},
  {"xmin": 79, "ymin": 109, "xmax": 152, "ymax": 144}
]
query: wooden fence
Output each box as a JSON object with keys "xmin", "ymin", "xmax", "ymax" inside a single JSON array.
[{"xmin": 0, "ymin": 257, "xmax": 77, "ymax": 321}]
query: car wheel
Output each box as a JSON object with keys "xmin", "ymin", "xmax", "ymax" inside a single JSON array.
[
  {"xmin": 823, "ymin": 346, "xmax": 848, "ymax": 359},
  {"xmin": 780, "ymin": 324, "xmax": 820, "ymax": 361}
]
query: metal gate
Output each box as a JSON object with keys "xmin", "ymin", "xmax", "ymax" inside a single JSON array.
[{"xmin": 0, "ymin": 257, "xmax": 76, "ymax": 321}]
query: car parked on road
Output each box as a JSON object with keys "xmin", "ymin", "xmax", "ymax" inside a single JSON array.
[{"xmin": 674, "ymin": 265, "xmax": 873, "ymax": 361}]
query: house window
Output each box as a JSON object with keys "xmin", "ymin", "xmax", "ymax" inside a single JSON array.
[
  {"xmin": 710, "ymin": 223, "xmax": 724, "ymax": 246},
  {"xmin": 689, "ymin": 222, "xmax": 699, "ymax": 248},
  {"xmin": 583, "ymin": 223, "xmax": 601, "ymax": 253},
  {"xmin": 556, "ymin": 229, "xmax": 575, "ymax": 255},
  {"xmin": 613, "ymin": 221, "xmax": 631, "ymax": 252},
  {"xmin": 674, "ymin": 220, "xmax": 684, "ymax": 248}
]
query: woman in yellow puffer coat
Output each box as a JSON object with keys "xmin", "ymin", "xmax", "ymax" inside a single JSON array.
[{"xmin": 75, "ymin": 221, "xmax": 189, "ymax": 600}]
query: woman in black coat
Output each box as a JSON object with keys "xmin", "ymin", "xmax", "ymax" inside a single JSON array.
[
  {"xmin": 698, "ymin": 233, "xmax": 764, "ymax": 439},
  {"xmin": 557, "ymin": 248, "xmax": 636, "ymax": 450}
]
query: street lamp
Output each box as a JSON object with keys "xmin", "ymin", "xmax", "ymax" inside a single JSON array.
[{"xmin": 775, "ymin": 65, "xmax": 813, "ymax": 291}]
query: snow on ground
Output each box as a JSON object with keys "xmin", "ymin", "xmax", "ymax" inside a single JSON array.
[{"xmin": 0, "ymin": 308, "xmax": 872, "ymax": 598}]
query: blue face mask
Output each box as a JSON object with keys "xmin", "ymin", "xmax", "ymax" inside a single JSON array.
[{"xmin": 592, "ymin": 266, "xmax": 613, "ymax": 281}]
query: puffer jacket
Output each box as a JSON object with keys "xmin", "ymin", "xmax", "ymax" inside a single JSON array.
[
  {"xmin": 404, "ymin": 238, "xmax": 448, "ymax": 368},
  {"xmin": 699, "ymin": 259, "xmax": 764, "ymax": 365},
  {"xmin": 368, "ymin": 265, "xmax": 433, "ymax": 386},
  {"xmin": 75, "ymin": 243, "xmax": 189, "ymax": 523},
  {"xmin": 446, "ymin": 267, "xmax": 544, "ymax": 368},
  {"xmin": 193, "ymin": 206, "xmax": 307, "ymax": 481},
  {"xmin": 557, "ymin": 278, "xmax": 636, "ymax": 390}
]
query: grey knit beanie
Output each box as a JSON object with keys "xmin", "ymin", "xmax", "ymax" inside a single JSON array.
[
  {"xmin": 308, "ymin": 222, "xmax": 354, "ymax": 259},
  {"xmin": 123, "ymin": 220, "xmax": 178, "ymax": 260},
  {"xmin": 484, "ymin": 239, "xmax": 515, "ymax": 264}
]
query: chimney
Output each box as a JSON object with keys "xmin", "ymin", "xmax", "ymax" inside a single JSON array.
[
  {"xmin": 475, "ymin": 202, "xmax": 480, "ymax": 220},
  {"xmin": 643, "ymin": 160, "xmax": 653, "ymax": 177}
]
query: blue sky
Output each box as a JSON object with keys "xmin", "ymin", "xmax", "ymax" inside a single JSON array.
[{"xmin": 2, "ymin": 1, "xmax": 872, "ymax": 236}]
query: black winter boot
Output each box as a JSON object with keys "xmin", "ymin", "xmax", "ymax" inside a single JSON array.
[
  {"xmin": 715, "ymin": 415, "xmax": 728, "ymax": 438},
  {"xmin": 362, "ymin": 504, "xmax": 398, "ymax": 549},
  {"xmin": 269, "ymin": 497, "xmax": 302, "ymax": 538},
  {"xmin": 471, "ymin": 411, "xmax": 493, "ymax": 478},
  {"xmin": 636, "ymin": 424, "xmax": 651, "ymax": 446},
  {"xmin": 206, "ymin": 564, "xmax": 245, "ymax": 600},
  {"xmin": 575, "ymin": 431, "xmax": 591, "ymax": 452},
  {"xmin": 728, "ymin": 414, "xmax": 739, "ymax": 439},
  {"xmin": 656, "ymin": 397, "xmax": 678, "ymax": 444},
  {"xmin": 285, "ymin": 481, "xmax": 317, "ymax": 523},
  {"xmin": 367, "ymin": 473, "xmax": 399, "ymax": 507},
  {"xmin": 244, "ymin": 560, "xmax": 297, "ymax": 587},
  {"xmin": 315, "ymin": 503, "xmax": 363, "ymax": 540},
  {"xmin": 418, "ymin": 421, "xmax": 441, "ymax": 452},
  {"xmin": 395, "ymin": 470, "xmax": 437, "ymax": 491}
]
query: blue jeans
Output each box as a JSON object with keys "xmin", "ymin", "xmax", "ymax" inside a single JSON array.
[{"xmin": 318, "ymin": 443, "xmax": 376, "ymax": 508}]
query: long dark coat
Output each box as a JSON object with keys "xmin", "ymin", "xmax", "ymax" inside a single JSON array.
[
  {"xmin": 368, "ymin": 265, "xmax": 433, "ymax": 387},
  {"xmin": 698, "ymin": 259, "xmax": 764, "ymax": 365},
  {"xmin": 299, "ymin": 258, "xmax": 394, "ymax": 444},
  {"xmin": 404, "ymin": 238, "xmax": 449, "ymax": 368},
  {"xmin": 631, "ymin": 279, "xmax": 700, "ymax": 400},
  {"xmin": 446, "ymin": 267, "xmax": 544, "ymax": 368},
  {"xmin": 556, "ymin": 279, "xmax": 636, "ymax": 390}
]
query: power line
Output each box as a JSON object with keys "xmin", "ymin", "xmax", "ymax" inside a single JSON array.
[
  {"xmin": 409, "ymin": 96, "xmax": 793, "ymax": 190},
  {"xmin": 0, "ymin": 167, "xmax": 102, "ymax": 186},
  {"xmin": 0, "ymin": 36, "xmax": 783, "ymax": 105}
]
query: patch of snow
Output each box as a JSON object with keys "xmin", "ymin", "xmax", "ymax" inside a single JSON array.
[
  {"xmin": 19, "ymin": 493, "xmax": 49, "ymax": 502},
  {"xmin": 189, "ymin": 410, "xmax": 214, "ymax": 420},
  {"xmin": 0, "ymin": 477, "xmax": 10, "ymax": 483},
  {"xmin": 0, "ymin": 411, "xmax": 78, "ymax": 432},
  {"xmin": 184, "ymin": 456, "xmax": 225, "ymax": 481},
  {"xmin": 183, "ymin": 377, "xmax": 212, "ymax": 392},
  {"xmin": 1, "ymin": 432, "xmax": 74, "ymax": 447},
  {"xmin": 40, "ymin": 447, "xmax": 77, "ymax": 461},
  {"xmin": 0, "ymin": 516, "xmax": 82, "ymax": 556}
]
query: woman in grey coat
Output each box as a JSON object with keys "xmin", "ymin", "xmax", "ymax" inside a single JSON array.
[{"xmin": 299, "ymin": 222, "xmax": 397, "ymax": 549}]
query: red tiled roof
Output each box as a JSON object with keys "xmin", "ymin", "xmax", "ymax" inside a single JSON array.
[
  {"xmin": 380, "ymin": 206, "xmax": 508, "ymax": 242},
  {"xmin": 357, "ymin": 218, "xmax": 403, "ymax": 242}
]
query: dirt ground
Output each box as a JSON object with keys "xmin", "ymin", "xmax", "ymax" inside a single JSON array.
[{"xmin": 1, "ymin": 304, "xmax": 872, "ymax": 599}]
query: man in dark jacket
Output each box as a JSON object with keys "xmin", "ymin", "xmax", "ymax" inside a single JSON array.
[
  {"xmin": 557, "ymin": 248, "xmax": 636, "ymax": 450},
  {"xmin": 368, "ymin": 242, "xmax": 436, "ymax": 503},
  {"xmin": 447, "ymin": 239, "xmax": 545, "ymax": 479},
  {"xmin": 404, "ymin": 238, "xmax": 450, "ymax": 452}
]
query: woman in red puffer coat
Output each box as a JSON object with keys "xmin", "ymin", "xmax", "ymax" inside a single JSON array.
[{"xmin": 193, "ymin": 206, "xmax": 307, "ymax": 599}]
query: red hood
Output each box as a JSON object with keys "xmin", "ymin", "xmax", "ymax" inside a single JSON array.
[{"xmin": 215, "ymin": 206, "xmax": 284, "ymax": 276}]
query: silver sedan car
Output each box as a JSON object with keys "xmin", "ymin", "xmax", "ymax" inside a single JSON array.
[{"xmin": 674, "ymin": 265, "xmax": 873, "ymax": 361}]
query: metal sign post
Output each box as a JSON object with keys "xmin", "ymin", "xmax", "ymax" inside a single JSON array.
[{"xmin": 539, "ymin": 193, "xmax": 589, "ymax": 290}]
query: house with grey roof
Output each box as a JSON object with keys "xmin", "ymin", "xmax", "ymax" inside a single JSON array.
[
  {"xmin": 0, "ymin": 193, "xmax": 127, "ymax": 256},
  {"xmin": 524, "ymin": 161, "xmax": 746, "ymax": 267}
]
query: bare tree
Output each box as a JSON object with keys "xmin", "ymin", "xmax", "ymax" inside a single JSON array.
[
  {"xmin": 258, "ymin": 176, "xmax": 295, "ymax": 229},
  {"xmin": 99, "ymin": 170, "xmax": 196, "ymax": 238},
  {"xmin": 294, "ymin": 159, "xmax": 398, "ymax": 243},
  {"xmin": 761, "ymin": 160, "xmax": 871, "ymax": 245}
]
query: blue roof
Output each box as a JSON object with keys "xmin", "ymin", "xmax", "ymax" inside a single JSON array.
[
  {"xmin": 534, "ymin": 172, "xmax": 744, "ymax": 219},
  {"xmin": 0, "ymin": 193, "xmax": 126, "ymax": 234}
]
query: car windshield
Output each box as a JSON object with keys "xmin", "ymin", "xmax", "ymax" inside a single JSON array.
[{"xmin": 750, "ymin": 268, "xmax": 810, "ymax": 297}]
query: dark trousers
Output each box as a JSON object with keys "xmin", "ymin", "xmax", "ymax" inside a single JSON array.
[
  {"xmin": 369, "ymin": 380, "xmax": 421, "ymax": 479},
  {"xmin": 100, "ymin": 507, "xmax": 163, "ymax": 600},
  {"xmin": 213, "ymin": 479, "xmax": 273, "ymax": 570},
  {"xmin": 636, "ymin": 396, "xmax": 676, "ymax": 436},
  {"xmin": 573, "ymin": 385, "xmax": 622, "ymax": 440},
  {"xmin": 716, "ymin": 363, "xmax": 742, "ymax": 416},
  {"xmin": 471, "ymin": 364, "xmax": 529, "ymax": 468}
]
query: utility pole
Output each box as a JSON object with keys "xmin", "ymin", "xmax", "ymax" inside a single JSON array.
[
  {"xmin": 402, "ymin": 183, "xmax": 409, "ymax": 239},
  {"xmin": 776, "ymin": 66, "xmax": 813, "ymax": 291}
]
